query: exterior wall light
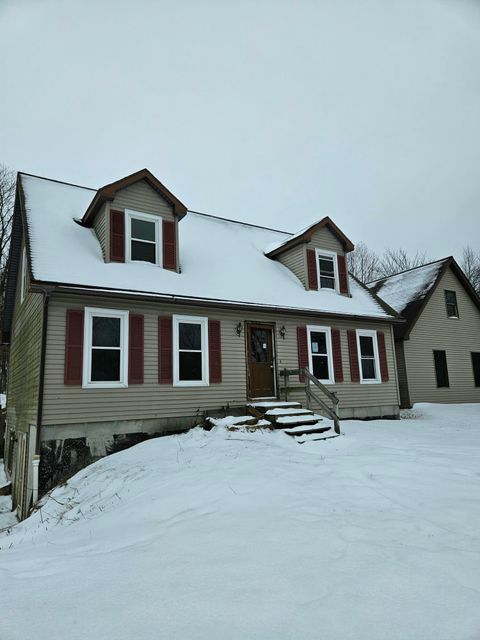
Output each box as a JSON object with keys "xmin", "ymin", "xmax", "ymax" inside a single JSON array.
[
  {"xmin": 236, "ymin": 322, "xmax": 243, "ymax": 336},
  {"xmin": 279, "ymin": 325, "xmax": 286, "ymax": 339}
]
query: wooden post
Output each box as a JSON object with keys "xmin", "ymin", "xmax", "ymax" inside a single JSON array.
[{"xmin": 305, "ymin": 371, "xmax": 311, "ymax": 410}]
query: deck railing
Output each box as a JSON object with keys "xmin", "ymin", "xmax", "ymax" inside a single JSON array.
[{"xmin": 280, "ymin": 368, "xmax": 341, "ymax": 435}]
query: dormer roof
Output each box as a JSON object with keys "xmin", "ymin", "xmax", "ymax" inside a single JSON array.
[
  {"xmin": 81, "ymin": 168, "xmax": 187, "ymax": 226},
  {"xmin": 265, "ymin": 216, "xmax": 355, "ymax": 257}
]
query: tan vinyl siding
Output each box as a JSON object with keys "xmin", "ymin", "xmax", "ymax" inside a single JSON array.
[
  {"xmin": 42, "ymin": 292, "xmax": 399, "ymax": 426},
  {"xmin": 404, "ymin": 266, "xmax": 480, "ymax": 404},
  {"xmin": 112, "ymin": 179, "xmax": 175, "ymax": 220},
  {"xmin": 277, "ymin": 245, "xmax": 307, "ymax": 287},
  {"xmin": 307, "ymin": 226, "xmax": 344, "ymax": 254},
  {"xmin": 7, "ymin": 240, "xmax": 44, "ymax": 435},
  {"xmin": 92, "ymin": 204, "xmax": 107, "ymax": 260}
]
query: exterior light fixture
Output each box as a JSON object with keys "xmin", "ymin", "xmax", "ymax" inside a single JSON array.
[
  {"xmin": 236, "ymin": 322, "xmax": 243, "ymax": 336},
  {"xmin": 279, "ymin": 325, "xmax": 286, "ymax": 339}
]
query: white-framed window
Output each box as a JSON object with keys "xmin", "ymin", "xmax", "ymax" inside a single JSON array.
[
  {"xmin": 125, "ymin": 209, "xmax": 162, "ymax": 265},
  {"xmin": 20, "ymin": 247, "xmax": 27, "ymax": 303},
  {"xmin": 173, "ymin": 315, "xmax": 209, "ymax": 386},
  {"xmin": 356, "ymin": 329, "xmax": 381, "ymax": 384},
  {"xmin": 82, "ymin": 307, "xmax": 129, "ymax": 389},
  {"xmin": 315, "ymin": 249, "xmax": 339, "ymax": 292},
  {"xmin": 307, "ymin": 325, "xmax": 335, "ymax": 384}
]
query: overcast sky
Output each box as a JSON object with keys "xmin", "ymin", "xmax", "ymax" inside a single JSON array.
[{"xmin": 1, "ymin": 0, "xmax": 479, "ymax": 260}]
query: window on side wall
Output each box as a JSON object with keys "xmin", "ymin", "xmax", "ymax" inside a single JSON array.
[
  {"xmin": 444, "ymin": 290, "xmax": 459, "ymax": 318},
  {"xmin": 433, "ymin": 350, "xmax": 449, "ymax": 388},
  {"xmin": 307, "ymin": 325, "xmax": 334, "ymax": 384},
  {"xmin": 173, "ymin": 315, "xmax": 209, "ymax": 386},
  {"xmin": 125, "ymin": 210, "xmax": 161, "ymax": 265},
  {"xmin": 83, "ymin": 308, "xmax": 129, "ymax": 388},
  {"xmin": 356, "ymin": 329, "xmax": 381, "ymax": 383},
  {"xmin": 471, "ymin": 352, "xmax": 480, "ymax": 387},
  {"xmin": 20, "ymin": 247, "xmax": 27, "ymax": 303},
  {"xmin": 315, "ymin": 250, "xmax": 338, "ymax": 292}
]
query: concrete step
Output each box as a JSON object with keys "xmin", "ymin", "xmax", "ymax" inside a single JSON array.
[
  {"xmin": 295, "ymin": 432, "xmax": 340, "ymax": 444},
  {"xmin": 248, "ymin": 401, "xmax": 302, "ymax": 414},
  {"xmin": 284, "ymin": 423, "xmax": 332, "ymax": 437},
  {"xmin": 265, "ymin": 407, "xmax": 313, "ymax": 418},
  {"xmin": 275, "ymin": 414, "xmax": 324, "ymax": 427}
]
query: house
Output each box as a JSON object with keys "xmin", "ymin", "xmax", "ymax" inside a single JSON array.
[
  {"xmin": 2, "ymin": 169, "xmax": 403, "ymax": 519},
  {"xmin": 369, "ymin": 258, "xmax": 480, "ymax": 408}
]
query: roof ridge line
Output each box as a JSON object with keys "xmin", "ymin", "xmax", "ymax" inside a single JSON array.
[
  {"xmin": 367, "ymin": 256, "xmax": 450, "ymax": 284},
  {"xmin": 187, "ymin": 209, "xmax": 292, "ymax": 235},
  {"xmin": 19, "ymin": 172, "xmax": 97, "ymax": 192}
]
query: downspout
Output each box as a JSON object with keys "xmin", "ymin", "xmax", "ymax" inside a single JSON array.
[{"xmin": 32, "ymin": 289, "xmax": 50, "ymax": 506}]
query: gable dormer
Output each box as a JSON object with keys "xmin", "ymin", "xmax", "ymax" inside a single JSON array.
[
  {"xmin": 265, "ymin": 217, "xmax": 354, "ymax": 296},
  {"xmin": 82, "ymin": 169, "xmax": 187, "ymax": 272}
]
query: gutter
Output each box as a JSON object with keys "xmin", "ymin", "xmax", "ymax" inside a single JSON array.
[{"xmin": 29, "ymin": 281, "xmax": 405, "ymax": 325}]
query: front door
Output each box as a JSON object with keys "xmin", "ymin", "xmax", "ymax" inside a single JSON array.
[{"xmin": 247, "ymin": 324, "xmax": 276, "ymax": 398}]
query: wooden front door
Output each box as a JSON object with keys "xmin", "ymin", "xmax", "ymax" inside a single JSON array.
[{"xmin": 247, "ymin": 324, "xmax": 276, "ymax": 398}]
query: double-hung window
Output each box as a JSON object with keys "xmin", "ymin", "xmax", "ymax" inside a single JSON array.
[
  {"xmin": 83, "ymin": 307, "xmax": 129, "ymax": 388},
  {"xmin": 125, "ymin": 210, "xmax": 161, "ymax": 265},
  {"xmin": 444, "ymin": 290, "xmax": 459, "ymax": 318},
  {"xmin": 433, "ymin": 350, "xmax": 449, "ymax": 388},
  {"xmin": 173, "ymin": 315, "xmax": 209, "ymax": 386},
  {"xmin": 307, "ymin": 325, "xmax": 334, "ymax": 383},
  {"xmin": 356, "ymin": 329, "xmax": 381, "ymax": 383},
  {"xmin": 315, "ymin": 250, "xmax": 338, "ymax": 291}
]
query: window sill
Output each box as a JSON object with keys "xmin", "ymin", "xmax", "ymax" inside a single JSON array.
[
  {"xmin": 360, "ymin": 379, "xmax": 381, "ymax": 385},
  {"xmin": 173, "ymin": 381, "xmax": 210, "ymax": 387},
  {"xmin": 82, "ymin": 382, "xmax": 128, "ymax": 389}
]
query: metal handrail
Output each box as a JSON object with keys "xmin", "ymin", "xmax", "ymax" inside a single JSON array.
[{"xmin": 280, "ymin": 367, "xmax": 341, "ymax": 435}]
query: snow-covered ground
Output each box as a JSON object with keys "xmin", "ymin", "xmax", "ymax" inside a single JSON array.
[{"xmin": 1, "ymin": 403, "xmax": 480, "ymax": 640}]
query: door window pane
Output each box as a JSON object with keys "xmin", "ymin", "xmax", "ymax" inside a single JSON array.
[
  {"xmin": 92, "ymin": 317, "xmax": 120, "ymax": 347},
  {"xmin": 179, "ymin": 352, "xmax": 202, "ymax": 381},
  {"xmin": 310, "ymin": 331, "xmax": 327, "ymax": 354},
  {"xmin": 251, "ymin": 329, "xmax": 269, "ymax": 363},
  {"xmin": 179, "ymin": 323, "xmax": 202, "ymax": 350},
  {"xmin": 131, "ymin": 218, "xmax": 156, "ymax": 242},
  {"xmin": 131, "ymin": 240, "xmax": 156, "ymax": 263},
  {"xmin": 309, "ymin": 329, "xmax": 330, "ymax": 380},
  {"xmin": 91, "ymin": 349, "xmax": 121, "ymax": 381}
]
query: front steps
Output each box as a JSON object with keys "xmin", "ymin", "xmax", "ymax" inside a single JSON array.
[{"xmin": 247, "ymin": 400, "xmax": 340, "ymax": 442}]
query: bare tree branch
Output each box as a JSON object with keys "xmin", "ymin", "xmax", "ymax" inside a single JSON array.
[
  {"xmin": 347, "ymin": 241, "xmax": 381, "ymax": 283},
  {"xmin": 461, "ymin": 246, "xmax": 480, "ymax": 294}
]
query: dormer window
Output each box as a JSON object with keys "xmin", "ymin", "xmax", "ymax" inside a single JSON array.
[
  {"xmin": 125, "ymin": 210, "xmax": 161, "ymax": 265},
  {"xmin": 316, "ymin": 249, "xmax": 338, "ymax": 292}
]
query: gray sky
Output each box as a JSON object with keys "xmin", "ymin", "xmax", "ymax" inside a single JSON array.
[{"xmin": 1, "ymin": 0, "xmax": 479, "ymax": 260}]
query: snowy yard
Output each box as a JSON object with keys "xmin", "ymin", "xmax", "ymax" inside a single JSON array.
[{"xmin": 1, "ymin": 403, "xmax": 480, "ymax": 640}]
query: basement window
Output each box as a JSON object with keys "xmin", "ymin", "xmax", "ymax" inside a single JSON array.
[
  {"xmin": 356, "ymin": 329, "xmax": 381, "ymax": 383},
  {"xmin": 471, "ymin": 352, "xmax": 480, "ymax": 388},
  {"xmin": 125, "ymin": 210, "xmax": 161, "ymax": 265},
  {"xmin": 83, "ymin": 308, "xmax": 129, "ymax": 388},
  {"xmin": 444, "ymin": 290, "xmax": 459, "ymax": 318},
  {"xmin": 307, "ymin": 325, "xmax": 334, "ymax": 384},
  {"xmin": 173, "ymin": 315, "xmax": 209, "ymax": 386}
]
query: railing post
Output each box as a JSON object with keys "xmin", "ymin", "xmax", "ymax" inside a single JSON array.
[
  {"xmin": 305, "ymin": 370, "xmax": 311, "ymax": 410},
  {"xmin": 282, "ymin": 368, "xmax": 289, "ymax": 402},
  {"xmin": 332, "ymin": 394, "xmax": 340, "ymax": 434}
]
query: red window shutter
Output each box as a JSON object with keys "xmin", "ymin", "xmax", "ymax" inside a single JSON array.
[
  {"xmin": 128, "ymin": 315, "xmax": 144, "ymax": 384},
  {"xmin": 347, "ymin": 330, "xmax": 360, "ymax": 382},
  {"xmin": 64, "ymin": 310, "xmax": 84, "ymax": 385},
  {"xmin": 110, "ymin": 209, "xmax": 125, "ymax": 262},
  {"xmin": 337, "ymin": 254, "xmax": 348, "ymax": 294},
  {"xmin": 331, "ymin": 329, "xmax": 344, "ymax": 383},
  {"xmin": 163, "ymin": 220, "xmax": 177, "ymax": 270},
  {"xmin": 208, "ymin": 319, "xmax": 222, "ymax": 383},
  {"xmin": 306, "ymin": 249, "xmax": 318, "ymax": 290},
  {"xmin": 158, "ymin": 316, "xmax": 173, "ymax": 384},
  {"xmin": 377, "ymin": 331, "xmax": 389, "ymax": 382},
  {"xmin": 297, "ymin": 326, "xmax": 309, "ymax": 382}
]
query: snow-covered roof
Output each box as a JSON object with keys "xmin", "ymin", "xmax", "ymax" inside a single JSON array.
[
  {"xmin": 264, "ymin": 216, "xmax": 355, "ymax": 256},
  {"xmin": 368, "ymin": 260, "xmax": 447, "ymax": 315},
  {"xmin": 20, "ymin": 174, "xmax": 394, "ymax": 320}
]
